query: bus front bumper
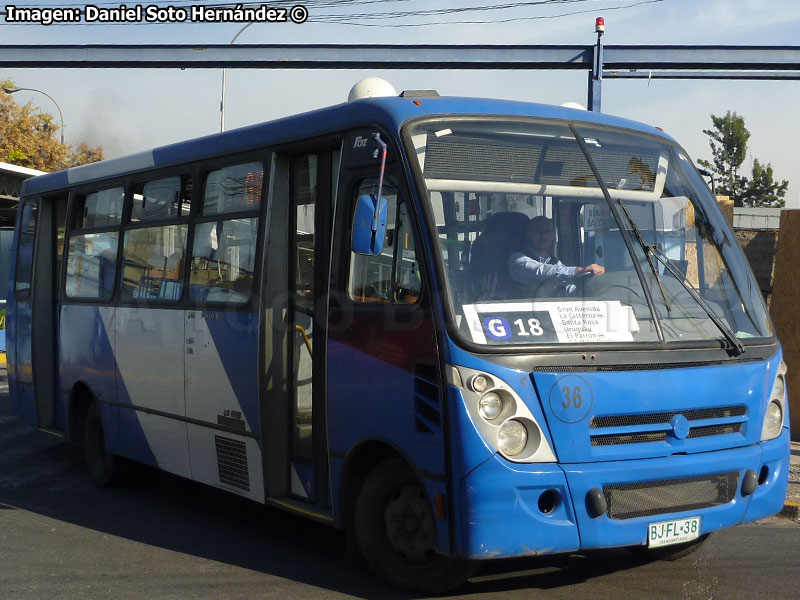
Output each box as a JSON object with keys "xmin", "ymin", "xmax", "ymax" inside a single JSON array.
[{"xmin": 458, "ymin": 429, "xmax": 789, "ymax": 559}]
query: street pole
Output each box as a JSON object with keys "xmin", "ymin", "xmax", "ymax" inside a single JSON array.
[
  {"xmin": 588, "ymin": 17, "xmax": 605, "ymax": 112},
  {"xmin": 3, "ymin": 85, "xmax": 65, "ymax": 144},
  {"xmin": 221, "ymin": 22, "xmax": 254, "ymax": 132}
]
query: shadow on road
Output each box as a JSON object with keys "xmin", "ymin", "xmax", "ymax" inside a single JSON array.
[{"xmin": 0, "ymin": 372, "xmax": 647, "ymax": 598}]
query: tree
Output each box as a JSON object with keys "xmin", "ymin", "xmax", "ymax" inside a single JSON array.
[
  {"xmin": 0, "ymin": 78, "xmax": 103, "ymax": 171},
  {"xmin": 698, "ymin": 110, "xmax": 789, "ymax": 208},
  {"xmin": 65, "ymin": 142, "xmax": 105, "ymax": 168},
  {"xmin": 697, "ymin": 111, "xmax": 750, "ymax": 205},
  {"xmin": 741, "ymin": 159, "xmax": 787, "ymax": 208}
]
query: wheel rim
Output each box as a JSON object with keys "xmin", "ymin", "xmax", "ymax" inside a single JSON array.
[{"xmin": 383, "ymin": 484, "xmax": 436, "ymax": 562}]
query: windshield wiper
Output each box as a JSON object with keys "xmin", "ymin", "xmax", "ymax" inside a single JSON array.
[
  {"xmin": 615, "ymin": 200, "xmax": 673, "ymax": 313},
  {"xmin": 571, "ymin": 125, "xmax": 666, "ymax": 343},
  {"xmin": 646, "ymin": 243, "xmax": 745, "ymax": 356},
  {"xmin": 570, "ymin": 125, "xmax": 743, "ymax": 355}
]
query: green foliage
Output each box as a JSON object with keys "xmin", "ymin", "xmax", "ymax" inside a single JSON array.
[
  {"xmin": 0, "ymin": 309, "xmax": 5, "ymax": 331},
  {"xmin": 697, "ymin": 111, "xmax": 750, "ymax": 204},
  {"xmin": 742, "ymin": 159, "xmax": 787, "ymax": 208},
  {"xmin": 1, "ymin": 77, "xmax": 104, "ymax": 171},
  {"xmin": 698, "ymin": 111, "xmax": 788, "ymax": 208}
]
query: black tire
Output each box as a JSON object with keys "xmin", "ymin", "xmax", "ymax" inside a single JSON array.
[
  {"xmin": 83, "ymin": 402, "xmax": 119, "ymax": 486},
  {"xmin": 354, "ymin": 458, "xmax": 477, "ymax": 594},
  {"xmin": 628, "ymin": 533, "xmax": 711, "ymax": 562}
]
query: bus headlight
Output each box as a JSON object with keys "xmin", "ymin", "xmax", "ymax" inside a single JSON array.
[
  {"xmin": 478, "ymin": 392, "xmax": 503, "ymax": 420},
  {"xmin": 498, "ymin": 420, "xmax": 527, "ymax": 456},
  {"xmin": 761, "ymin": 361, "xmax": 787, "ymax": 441},
  {"xmin": 762, "ymin": 401, "xmax": 783, "ymax": 441},
  {"xmin": 448, "ymin": 365, "xmax": 557, "ymax": 463},
  {"xmin": 772, "ymin": 374, "xmax": 784, "ymax": 401},
  {"xmin": 470, "ymin": 374, "xmax": 491, "ymax": 393}
]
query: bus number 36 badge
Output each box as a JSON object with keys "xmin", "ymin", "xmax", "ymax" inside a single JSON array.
[{"xmin": 549, "ymin": 375, "xmax": 593, "ymax": 423}]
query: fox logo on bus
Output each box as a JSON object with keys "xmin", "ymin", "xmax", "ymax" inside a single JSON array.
[{"xmin": 353, "ymin": 136, "xmax": 368, "ymax": 149}]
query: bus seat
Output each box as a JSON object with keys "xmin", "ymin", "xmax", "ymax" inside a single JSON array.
[{"xmin": 468, "ymin": 212, "xmax": 530, "ymax": 301}]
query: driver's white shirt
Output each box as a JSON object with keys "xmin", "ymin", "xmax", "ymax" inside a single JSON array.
[{"xmin": 508, "ymin": 252, "xmax": 577, "ymax": 285}]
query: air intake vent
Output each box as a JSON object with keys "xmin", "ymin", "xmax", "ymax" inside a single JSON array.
[
  {"xmin": 591, "ymin": 406, "xmax": 746, "ymax": 429},
  {"xmin": 423, "ymin": 134, "xmax": 660, "ymax": 191},
  {"xmin": 531, "ymin": 361, "xmax": 729, "ymax": 372},
  {"xmin": 603, "ymin": 472, "xmax": 739, "ymax": 520},
  {"xmin": 414, "ymin": 363, "xmax": 441, "ymax": 436},
  {"xmin": 425, "ymin": 136, "xmax": 542, "ymax": 182},
  {"xmin": 215, "ymin": 435, "xmax": 250, "ymax": 491},
  {"xmin": 400, "ymin": 89, "xmax": 439, "ymax": 97},
  {"xmin": 589, "ymin": 406, "xmax": 746, "ymax": 447},
  {"xmin": 687, "ymin": 423, "xmax": 742, "ymax": 438},
  {"xmin": 592, "ymin": 432, "xmax": 669, "ymax": 446}
]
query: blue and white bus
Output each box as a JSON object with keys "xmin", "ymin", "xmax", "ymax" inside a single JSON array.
[{"xmin": 6, "ymin": 81, "xmax": 789, "ymax": 593}]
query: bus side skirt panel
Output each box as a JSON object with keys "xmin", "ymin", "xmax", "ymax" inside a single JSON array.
[
  {"xmin": 183, "ymin": 310, "xmax": 264, "ymax": 502},
  {"xmin": 327, "ymin": 339, "xmax": 450, "ymax": 552},
  {"xmin": 59, "ymin": 304, "xmax": 159, "ymax": 470}
]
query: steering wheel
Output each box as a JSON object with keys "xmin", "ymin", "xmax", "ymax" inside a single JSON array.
[{"xmin": 532, "ymin": 274, "xmax": 577, "ymax": 298}]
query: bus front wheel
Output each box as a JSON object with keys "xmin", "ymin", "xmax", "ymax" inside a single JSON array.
[
  {"xmin": 83, "ymin": 402, "xmax": 118, "ymax": 486},
  {"xmin": 354, "ymin": 458, "xmax": 476, "ymax": 594}
]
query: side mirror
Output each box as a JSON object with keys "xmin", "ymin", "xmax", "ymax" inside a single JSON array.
[{"xmin": 352, "ymin": 194, "xmax": 388, "ymax": 255}]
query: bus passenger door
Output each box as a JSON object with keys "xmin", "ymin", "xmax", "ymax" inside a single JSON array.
[
  {"xmin": 262, "ymin": 147, "xmax": 338, "ymax": 508},
  {"xmin": 10, "ymin": 195, "xmax": 66, "ymax": 430},
  {"xmin": 183, "ymin": 161, "xmax": 265, "ymax": 502},
  {"xmin": 9, "ymin": 199, "xmax": 39, "ymax": 426}
]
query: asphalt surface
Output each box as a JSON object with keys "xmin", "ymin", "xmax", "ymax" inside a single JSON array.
[{"xmin": 0, "ymin": 369, "xmax": 798, "ymax": 600}]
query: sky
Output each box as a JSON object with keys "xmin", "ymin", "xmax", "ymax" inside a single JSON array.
[{"xmin": 2, "ymin": 0, "xmax": 799, "ymax": 208}]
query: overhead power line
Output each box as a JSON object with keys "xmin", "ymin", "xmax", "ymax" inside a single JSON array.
[
  {"xmin": 0, "ymin": 0, "xmax": 665, "ymax": 27},
  {"xmin": 311, "ymin": 0, "xmax": 664, "ymax": 26}
]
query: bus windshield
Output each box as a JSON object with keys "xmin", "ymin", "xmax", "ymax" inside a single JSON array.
[{"xmin": 407, "ymin": 118, "xmax": 772, "ymax": 347}]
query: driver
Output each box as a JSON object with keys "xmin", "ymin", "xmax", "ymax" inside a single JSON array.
[{"xmin": 509, "ymin": 215, "xmax": 605, "ymax": 286}]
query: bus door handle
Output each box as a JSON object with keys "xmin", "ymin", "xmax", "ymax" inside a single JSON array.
[{"xmin": 295, "ymin": 324, "xmax": 313, "ymax": 357}]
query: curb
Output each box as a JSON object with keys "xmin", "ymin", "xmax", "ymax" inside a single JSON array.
[
  {"xmin": 781, "ymin": 458, "xmax": 800, "ymax": 520},
  {"xmin": 780, "ymin": 501, "xmax": 800, "ymax": 520}
]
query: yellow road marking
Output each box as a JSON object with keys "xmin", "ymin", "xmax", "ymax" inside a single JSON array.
[
  {"xmin": 270, "ymin": 499, "xmax": 333, "ymax": 521},
  {"xmin": 38, "ymin": 428, "xmax": 65, "ymax": 438}
]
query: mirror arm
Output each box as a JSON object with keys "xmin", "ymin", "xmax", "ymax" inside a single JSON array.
[{"xmin": 371, "ymin": 133, "xmax": 388, "ymax": 232}]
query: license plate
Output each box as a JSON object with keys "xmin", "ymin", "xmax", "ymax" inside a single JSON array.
[{"xmin": 647, "ymin": 516, "xmax": 701, "ymax": 548}]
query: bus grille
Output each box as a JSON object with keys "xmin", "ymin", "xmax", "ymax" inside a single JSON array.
[
  {"xmin": 603, "ymin": 472, "xmax": 739, "ymax": 520},
  {"xmin": 215, "ymin": 435, "xmax": 250, "ymax": 491},
  {"xmin": 590, "ymin": 406, "xmax": 746, "ymax": 446},
  {"xmin": 592, "ymin": 432, "xmax": 669, "ymax": 446}
]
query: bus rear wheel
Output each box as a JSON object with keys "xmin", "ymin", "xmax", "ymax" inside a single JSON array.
[
  {"xmin": 83, "ymin": 402, "xmax": 119, "ymax": 486},
  {"xmin": 628, "ymin": 533, "xmax": 711, "ymax": 561},
  {"xmin": 354, "ymin": 458, "xmax": 476, "ymax": 594}
]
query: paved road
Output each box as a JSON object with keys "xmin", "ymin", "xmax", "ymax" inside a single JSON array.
[{"xmin": 1, "ymin": 371, "xmax": 798, "ymax": 600}]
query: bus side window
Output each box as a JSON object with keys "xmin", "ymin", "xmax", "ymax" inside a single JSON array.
[
  {"xmin": 188, "ymin": 219, "xmax": 259, "ymax": 304},
  {"xmin": 64, "ymin": 186, "xmax": 124, "ymax": 301},
  {"xmin": 14, "ymin": 199, "xmax": 38, "ymax": 298},
  {"xmin": 347, "ymin": 176, "xmax": 422, "ymax": 305},
  {"xmin": 73, "ymin": 187, "xmax": 124, "ymax": 229},
  {"xmin": 394, "ymin": 200, "xmax": 421, "ymax": 304},
  {"xmin": 131, "ymin": 175, "xmax": 192, "ymax": 222},
  {"xmin": 202, "ymin": 162, "xmax": 263, "ymax": 215},
  {"xmin": 64, "ymin": 232, "xmax": 119, "ymax": 300},
  {"xmin": 120, "ymin": 225, "xmax": 188, "ymax": 302},
  {"xmin": 188, "ymin": 161, "xmax": 264, "ymax": 304}
]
